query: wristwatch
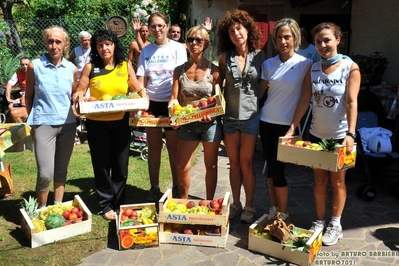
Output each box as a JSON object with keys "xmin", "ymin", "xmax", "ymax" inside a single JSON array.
[{"xmin": 346, "ymin": 132, "xmax": 357, "ymax": 139}]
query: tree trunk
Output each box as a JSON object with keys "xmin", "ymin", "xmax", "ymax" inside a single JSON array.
[{"xmin": 0, "ymin": 0, "xmax": 23, "ymax": 55}]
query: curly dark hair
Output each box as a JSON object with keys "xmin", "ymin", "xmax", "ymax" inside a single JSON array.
[
  {"xmin": 216, "ymin": 10, "xmax": 262, "ymax": 55},
  {"xmin": 90, "ymin": 30, "xmax": 125, "ymax": 68}
]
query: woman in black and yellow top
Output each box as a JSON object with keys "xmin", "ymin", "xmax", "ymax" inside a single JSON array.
[{"xmin": 74, "ymin": 30, "xmax": 142, "ymax": 220}]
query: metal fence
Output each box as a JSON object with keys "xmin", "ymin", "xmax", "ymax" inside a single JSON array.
[{"xmin": 0, "ymin": 17, "xmax": 137, "ymax": 60}]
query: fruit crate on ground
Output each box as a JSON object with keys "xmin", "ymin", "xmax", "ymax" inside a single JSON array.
[
  {"xmin": 116, "ymin": 203, "xmax": 159, "ymax": 250},
  {"xmin": 157, "ymin": 189, "xmax": 230, "ymax": 248},
  {"xmin": 169, "ymin": 84, "xmax": 226, "ymax": 126},
  {"xmin": 277, "ymin": 136, "xmax": 356, "ymax": 172},
  {"xmin": 20, "ymin": 195, "xmax": 92, "ymax": 248},
  {"xmin": 248, "ymin": 214, "xmax": 322, "ymax": 266},
  {"xmin": 159, "ymin": 222, "xmax": 229, "ymax": 248},
  {"xmin": 158, "ymin": 189, "xmax": 230, "ymax": 226},
  {"xmin": 129, "ymin": 116, "xmax": 171, "ymax": 127}
]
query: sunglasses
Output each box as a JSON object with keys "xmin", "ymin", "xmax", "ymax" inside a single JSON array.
[
  {"xmin": 150, "ymin": 24, "xmax": 167, "ymax": 31},
  {"xmin": 186, "ymin": 37, "xmax": 204, "ymax": 44}
]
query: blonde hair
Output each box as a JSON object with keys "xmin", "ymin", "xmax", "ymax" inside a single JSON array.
[
  {"xmin": 271, "ymin": 18, "xmax": 301, "ymax": 51},
  {"xmin": 185, "ymin": 25, "xmax": 210, "ymax": 50},
  {"xmin": 42, "ymin": 25, "xmax": 71, "ymax": 58}
]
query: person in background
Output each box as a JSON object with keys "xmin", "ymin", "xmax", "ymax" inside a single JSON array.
[
  {"xmin": 73, "ymin": 29, "xmax": 142, "ymax": 220},
  {"xmin": 136, "ymin": 12, "xmax": 187, "ymax": 201},
  {"xmin": 69, "ymin": 30, "xmax": 92, "ymax": 144},
  {"xmin": 169, "ymin": 24, "xmax": 182, "ymax": 42},
  {"xmin": 5, "ymin": 57, "xmax": 29, "ymax": 123},
  {"xmin": 128, "ymin": 24, "xmax": 150, "ymax": 71},
  {"xmin": 286, "ymin": 22, "xmax": 360, "ymax": 246},
  {"xmin": 25, "ymin": 25, "xmax": 78, "ymax": 208},
  {"xmin": 296, "ymin": 27, "xmax": 320, "ymax": 62},
  {"xmin": 217, "ymin": 10, "xmax": 265, "ymax": 223},
  {"xmin": 169, "ymin": 26, "xmax": 221, "ymax": 200},
  {"xmin": 259, "ymin": 18, "xmax": 312, "ymax": 222},
  {"xmin": 169, "ymin": 18, "xmax": 213, "ymax": 50},
  {"xmin": 69, "ymin": 30, "xmax": 92, "ymax": 79}
]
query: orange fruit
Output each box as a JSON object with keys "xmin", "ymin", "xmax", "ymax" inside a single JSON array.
[
  {"xmin": 121, "ymin": 235, "xmax": 133, "ymax": 249},
  {"xmin": 173, "ymin": 104, "xmax": 182, "ymax": 113},
  {"xmin": 338, "ymin": 154, "xmax": 345, "ymax": 169}
]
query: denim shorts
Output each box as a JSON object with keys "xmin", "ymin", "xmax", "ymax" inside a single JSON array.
[
  {"xmin": 179, "ymin": 118, "xmax": 223, "ymax": 142},
  {"xmin": 223, "ymin": 115, "xmax": 260, "ymax": 135}
]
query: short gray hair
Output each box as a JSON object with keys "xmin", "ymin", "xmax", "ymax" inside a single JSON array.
[{"xmin": 78, "ymin": 31, "xmax": 92, "ymax": 40}]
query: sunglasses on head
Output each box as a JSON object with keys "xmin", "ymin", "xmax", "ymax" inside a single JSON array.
[{"xmin": 186, "ymin": 37, "xmax": 204, "ymax": 44}]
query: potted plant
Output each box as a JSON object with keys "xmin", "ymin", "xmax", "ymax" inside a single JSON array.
[{"xmin": 352, "ymin": 52, "xmax": 389, "ymax": 84}]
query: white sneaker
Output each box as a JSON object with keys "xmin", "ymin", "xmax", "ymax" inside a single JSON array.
[
  {"xmin": 309, "ymin": 220, "xmax": 325, "ymax": 232},
  {"xmin": 322, "ymin": 223, "xmax": 343, "ymax": 246}
]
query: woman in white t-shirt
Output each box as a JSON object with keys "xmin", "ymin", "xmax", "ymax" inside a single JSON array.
[
  {"xmin": 136, "ymin": 12, "xmax": 188, "ymax": 202},
  {"xmin": 259, "ymin": 18, "xmax": 312, "ymax": 222},
  {"xmin": 287, "ymin": 22, "xmax": 360, "ymax": 246}
]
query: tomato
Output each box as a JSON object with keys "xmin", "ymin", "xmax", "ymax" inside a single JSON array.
[
  {"xmin": 71, "ymin": 207, "xmax": 80, "ymax": 214},
  {"xmin": 124, "ymin": 208, "xmax": 133, "ymax": 217},
  {"xmin": 77, "ymin": 210, "xmax": 84, "ymax": 218},
  {"xmin": 68, "ymin": 213, "xmax": 78, "ymax": 221},
  {"xmin": 62, "ymin": 210, "xmax": 71, "ymax": 220},
  {"xmin": 121, "ymin": 215, "xmax": 128, "ymax": 222}
]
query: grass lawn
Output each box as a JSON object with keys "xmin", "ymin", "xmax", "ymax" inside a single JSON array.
[{"xmin": 0, "ymin": 142, "xmax": 173, "ymax": 266}]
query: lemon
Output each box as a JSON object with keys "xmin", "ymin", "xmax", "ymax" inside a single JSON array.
[
  {"xmin": 166, "ymin": 200, "xmax": 176, "ymax": 211},
  {"xmin": 175, "ymin": 203, "xmax": 187, "ymax": 213},
  {"xmin": 102, "ymin": 94, "xmax": 113, "ymax": 101}
]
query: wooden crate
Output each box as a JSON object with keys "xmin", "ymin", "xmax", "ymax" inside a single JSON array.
[
  {"xmin": 129, "ymin": 117, "xmax": 171, "ymax": 127},
  {"xmin": 20, "ymin": 195, "xmax": 92, "ymax": 248},
  {"xmin": 116, "ymin": 203, "xmax": 159, "ymax": 250},
  {"xmin": 158, "ymin": 189, "xmax": 230, "ymax": 226},
  {"xmin": 159, "ymin": 222, "xmax": 229, "ymax": 248},
  {"xmin": 78, "ymin": 98, "xmax": 148, "ymax": 114},
  {"xmin": 277, "ymin": 136, "xmax": 356, "ymax": 172},
  {"xmin": 248, "ymin": 214, "xmax": 322, "ymax": 266},
  {"xmin": 169, "ymin": 84, "xmax": 226, "ymax": 126}
]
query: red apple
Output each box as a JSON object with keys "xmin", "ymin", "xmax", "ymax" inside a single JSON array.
[
  {"xmin": 186, "ymin": 201, "xmax": 196, "ymax": 209},
  {"xmin": 62, "ymin": 210, "xmax": 71, "ymax": 220},
  {"xmin": 192, "ymin": 101, "xmax": 200, "ymax": 108},
  {"xmin": 207, "ymin": 96, "xmax": 216, "ymax": 107},
  {"xmin": 199, "ymin": 199, "xmax": 208, "ymax": 207},
  {"xmin": 209, "ymin": 200, "xmax": 220, "ymax": 211},
  {"xmin": 141, "ymin": 111, "xmax": 149, "ymax": 117},
  {"xmin": 217, "ymin": 197, "xmax": 224, "ymax": 206},
  {"xmin": 199, "ymin": 100, "xmax": 208, "ymax": 108},
  {"xmin": 184, "ymin": 229, "xmax": 193, "ymax": 235}
]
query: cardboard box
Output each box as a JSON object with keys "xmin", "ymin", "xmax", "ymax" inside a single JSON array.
[
  {"xmin": 129, "ymin": 116, "xmax": 171, "ymax": 127},
  {"xmin": 159, "ymin": 222, "xmax": 229, "ymax": 248},
  {"xmin": 248, "ymin": 214, "xmax": 322, "ymax": 266},
  {"xmin": 277, "ymin": 136, "xmax": 356, "ymax": 172},
  {"xmin": 169, "ymin": 85, "xmax": 225, "ymax": 126},
  {"xmin": 158, "ymin": 189, "xmax": 230, "ymax": 226},
  {"xmin": 78, "ymin": 97, "xmax": 148, "ymax": 114},
  {"xmin": 116, "ymin": 203, "xmax": 159, "ymax": 250},
  {"xmin": 20, "ymin": 195, "xmax": 92, "ymax": 248}
]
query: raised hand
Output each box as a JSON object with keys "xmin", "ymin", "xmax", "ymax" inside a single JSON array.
[
  {"xmin": 202, "ymin": 17, "xmax": 212, "ymax": 32},
  {"xmin": 132, "ymin": 18, "xmax": 141, "ymax": 32}
]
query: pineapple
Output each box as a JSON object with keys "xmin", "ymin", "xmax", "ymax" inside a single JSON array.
[
  {"xmin": 21, "ymin": 196, "xmax": 46, "ymax": 232},
  {"xmin": 319, "ymin": 138, "xmax": 339, "ymax": 152}
]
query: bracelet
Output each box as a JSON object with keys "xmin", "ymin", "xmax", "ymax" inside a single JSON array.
[{"xmin": 346, "ymin": 132, "xmax": 357, "ymax": 139}]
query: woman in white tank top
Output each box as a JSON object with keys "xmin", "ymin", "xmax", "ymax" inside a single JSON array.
[{"xmin": 287, "ymin": 22, "xmax": 360, "ymax": 246}]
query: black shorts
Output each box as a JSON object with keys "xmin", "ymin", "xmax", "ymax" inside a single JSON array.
[{"xmin": 148, "ymin": 100, "xmax": 173, "ymax": 130}]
